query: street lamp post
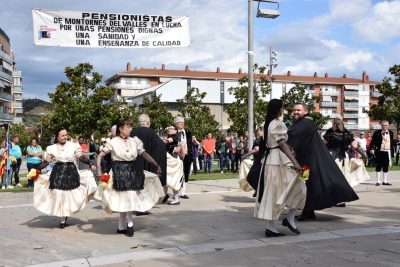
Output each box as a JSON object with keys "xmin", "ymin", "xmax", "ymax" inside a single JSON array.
[{"xmin": 248, "ymin": 0, "xmax": 280, "ymax": 151}]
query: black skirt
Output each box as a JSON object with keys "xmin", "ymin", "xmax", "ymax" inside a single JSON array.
[
  {"xmin": 49, "ymin": 162, "xmax": 80, "ymax": 191},
  {"xmin": 112, "ymin": 160, "xmax": 145, "ymax": 191}
]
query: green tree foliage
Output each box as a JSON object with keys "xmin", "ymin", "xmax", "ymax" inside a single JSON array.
[
  {"xmin": 226, "ymin": 64, "xmax": 272, "ymax": 136},
  {"xmin": 43, "ymin": 63, "xmax": 137, "ymax": 142},
  {"xmin": 176, "ymin": 87, "xmax": 220, "ymax": 139},
  {"xmin": 139, "ymin": 92, "xmax": 173, "ymax": 133},
  {"xmin": 366, "ymin": 64, "xmax": 400, "ymax": 132},
  {"xmin": 280, "ymin": 82, "xmax": 330, "ymax": 130}
]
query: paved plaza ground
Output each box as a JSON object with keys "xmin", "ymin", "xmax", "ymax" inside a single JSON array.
[{"xmin": 0, "ymin": 171, "xmax": 400, "ymax": 267}]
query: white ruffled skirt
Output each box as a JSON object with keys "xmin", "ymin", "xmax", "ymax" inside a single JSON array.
[
  {"xmin": 33, "ymin": 169, "xmax": 97, "ymax": 217},
  {"xmin": 94, "ymin": 170, "xmax": 164, "ymax": 214},
  {"xmin": 166, "ymin": 153, "xmax": 184, "ymax": 191},
  {"xmin": 238, "ymin": 159, "xmax": 254, "ymax": 192},
  {"xmin": 335, "ymin": 154, "xmax": 370, "ymax": 187}
]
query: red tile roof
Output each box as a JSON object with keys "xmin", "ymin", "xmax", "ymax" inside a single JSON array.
[{"xmin": 106, "ymin": 68, "xmax": 380, "ymax": 85}]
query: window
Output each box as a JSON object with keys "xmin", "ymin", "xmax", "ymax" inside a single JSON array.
[
  {"xmin": 332, "ymin": 97, "xmax": 337, "ymax": 102},
  {"xmin": 332, "ymin": 110, "xmax": 337, "ymax": 114}
]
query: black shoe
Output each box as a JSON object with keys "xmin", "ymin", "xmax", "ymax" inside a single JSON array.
[
  {"xmin": 162, "ymin": 194, "xmax": 169, "ymax": 203},
  {"xmin": 180, "ymin": 195, "xmax": 189, "ymax": 199},
  {"xmin": 60, "ymin": 217, "xmax": 68, "ymax": 229},
  {"xmin": 253, "ymin": 191, "xmax": 257, "ymax": 198},
  {"xmin": 136, "ymin": 211, "xmax": 150, "ymax": 216},
  {"xmin": 265, "ymin": 229, "xmax": 285, "ymax": 237},
  {"xmin": 296, "ymin": 211, "xmax": 316, "ymax": 221},
  {"xmin": 125, "ymin": 226, "xmax": 134, "ymax": 237},
  {"xmin": 334, "ymin": 203, "xmax": 346, "ymax": 207},
  {"xmin": 375, "ymin": 183, "xmax": 380, "ymax": 186},
  {"xmin": 282, "ymin": 218, "xmax": 300, "ymax": 234},
  {"xmin": 382, "ymin": 182, "xmax": 392, "ymax": 186},
  {"xmin": 117, "ymin": 229, "xmax": 127, "ymax": 234},
  {"xmin": 168, "ymin": 201, "xmax": 180, "ymax": 205}
]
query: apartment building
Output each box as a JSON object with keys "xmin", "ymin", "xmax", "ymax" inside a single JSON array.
[
  {"xmin": 0, "ymin": 27, "xmax": 23, "ymax": 127},
  {"xmin": 105, "ymin": 63, "xmax": 380, "ymax": 131}
]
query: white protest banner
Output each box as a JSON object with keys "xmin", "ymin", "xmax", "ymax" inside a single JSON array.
[{"xmin": 32, "ymin": 9, "xmax": 190, "ymax": 48}]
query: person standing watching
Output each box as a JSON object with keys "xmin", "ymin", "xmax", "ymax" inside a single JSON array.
[
  {"xmin": 366, "ymin": 131, "xmax": 374, "ymax": 167},
  {"xmin": 216, "ymin": 135, "xmax": 230, "ymax": 173},
  {"xmin": 10, "ymin": 136, "xmax": 22, "ymax": 187},
  {"xmin": 370, "ymin": 121, "xmax": 394, "ymax": 186},
  {"xmin": 233, "ymin": 132, "xmax": 241, "ymax": 172},
  {"xmin": 191, "ymin": 135, "xmax": 200, "ymax": 175},
  {"xmin": 357, "ymin": 132, "xmax": 367, "ymax": 160},
  {"xmin": 394, "ymin": 134, "xmax": 400, "ymax": 166},
  {"xmin": 26, "ymin": 138, "xmax": 43, "ymax": 188},
  {"xmin": 175, "ymin": 117, "xmax": 193, "ymax": 199},
  {"xmin": 203, "ymin": 133, "xmax": 215, "ymax": 174},
  {"xmin": 78, "ymin": 136, "xmax": 88, "ymax": 153},
  {"xmin": 228, "ymin": 134, "xmax": 237, "ymax": 174}
]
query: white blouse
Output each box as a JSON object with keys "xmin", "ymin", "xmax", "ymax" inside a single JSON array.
[
  {"xmin": 102, "ymin": 136, "xmax": 145, "ymax": 161},
  {"xmin": 46, "ymin": 141, "xmax": 82, "ymax": 163}
]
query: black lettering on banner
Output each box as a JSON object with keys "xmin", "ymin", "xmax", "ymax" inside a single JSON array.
[
  {"xmin": 152, "ymin": 41, "xmax": 181, "ymax": 46},
  {"xmin": 142, "ymin": 41, "xmax": 150, "ymax": 46},
  {"xmin": 98, "ymin": 40, "xmax": 139, "ymax": 46},
  {"xmin": 60, "ymin": 24, "xmax": 72, "ymax": 31},
  {"xmin": 76, "ymin": 39, "xmax": 91, "ymax": 46},
  {"xmin": 54, "ymin": 17, "xmax": 63, "ymax": 23},
  {"xmin": 76, "ymin": 33, "xmax": 90, "ymax": 38}
]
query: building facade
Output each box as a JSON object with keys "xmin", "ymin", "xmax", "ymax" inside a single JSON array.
[
  {"xmin": 0, "ymin": 27, "xmax": 23, "ymax": 127},
  {"xmin": 105, "ymin": 63, "xmax": 380, "ymax": 131}
]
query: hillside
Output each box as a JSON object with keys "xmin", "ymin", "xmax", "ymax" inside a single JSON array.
[{"xmin": 21, "ymin": 99, "xmax": 51, "ymax": 124}]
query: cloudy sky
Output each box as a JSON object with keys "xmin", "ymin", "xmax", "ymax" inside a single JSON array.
[{"xmin": 1, "ymin": 0, "xmax": 400, "ymax": 101}]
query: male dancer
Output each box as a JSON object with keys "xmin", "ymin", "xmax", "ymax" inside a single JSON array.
[
  {"xmin": 287, "ymin": 102, "xmax": 359, "ymax": 221},
  {"xmin": 174, "ymin": 116, "xmax": 193, "ymax": 199},
  {"xmin": 370, "ymin": 120, "xmax": 394, "ymax": 186}
]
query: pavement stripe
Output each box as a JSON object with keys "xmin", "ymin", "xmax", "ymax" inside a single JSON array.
[{"xmin": 25, "ymin": 226, "xmax": 400, "ymax": 267}]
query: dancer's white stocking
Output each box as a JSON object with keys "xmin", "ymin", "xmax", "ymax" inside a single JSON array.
[
  {"xmin": 383, "ymin": 172, "xmax": 388, "ymax": 183},
  {"xmin": 287, "ymin": 209, "xmax": 297, "ymax": 229},
  {"xmin": 126, "ymin": 211, "xmax": 133, "ymax": 227},
  {"xmin": 180, "ymin": 182, "xmax": 186, "ymax": 196},
  {"xmin": 267, "ymin": 220, "xmax": 278, "ymax": 233},
  {"xmin": 60, "ymin": 217, "xmax": 67, "ymax": 224},
  {"xmin": 376, "ymin": 171, "xmax": 381, "ymax": 183},
  {"xmin": 118, "ymin": 212, "xmax": 126, "ymax": 230}
]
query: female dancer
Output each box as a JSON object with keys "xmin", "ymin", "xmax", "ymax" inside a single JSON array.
[
  {"xmin": 323, "ymin": 116, "xmax": 369, "ymax": 206},
  {"xmin": 95, "ymin": 118, "xmax": 164, "ymax": 237},
  {"xmin": 164, "ymin": 124, "xmax": 184, "ymax": 205},
  {"xmin": 255, "ymin": 99, "xmax": 306, "ymax": 237},
  {"xmin": 33, "ymin": 127, "xmax": 97, "ymax": 228}
]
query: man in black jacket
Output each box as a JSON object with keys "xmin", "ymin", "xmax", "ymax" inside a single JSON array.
[
  {"xmin": 394, "ymin": 133, "xmax": 400, "ymax": 165},
  {"xmin": 369, "ymin": 120, "xmax": 394, "ymax": 186},
  {"xmin": 174, "ymin": 116, "xmax": 193, "ymax": 199}
]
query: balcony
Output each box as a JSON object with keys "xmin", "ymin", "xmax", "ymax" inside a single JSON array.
[
  {"xmin": 111, "ymin": 83, "xmax": 151, "ymax": 90},
  {"xmin": 307, "ymin": 89, "xmax": 315, "ymax": 94},
  {"xmin": 0, "ymin": 91, "xmax": 13, "ymax": 102},
  {"xmin": 13, "ymin": 86, "xmax": 22, "ymax": 93},
  {"xmin": 13, "ymin": 71, "xmax": 21, "ymax": 77},
  {"xmin": 344, "ymin": 102, "xmax": 359, "ymax": 107},
  {"xmin": 13, "ymin": 101, "xmax": 22, "ymax": 108},
  {"xmin": 344, "ymin": 91, "xmax": 358, "ymax": 96},
  {"xmin": 0, "ymin": 112, "xmax": 14, "ymax": 121},
  {"xmin": 371, "ymin": 92, "xmax": 382, "ymax": 97},
  {"xmin": 14, "ymin": 94, "xmax": 23, "ymax": 100},
  {"xmin": 15, "ymin": 108, "xmax": 23, "ymax": 114},
  {"xmin": 0, "ymin": 50, "xmax": 13, "ymax": 63},
  {"xmin": 0, "ymin": 70, "xmax": 13, "ymax": 82},
  {"xmin": 343, "ymin": 114, "xmax": 359, "ymax": 118},
  {"xmin": 321, "ymin": 101, "xmax": 340, "ymax": 107},
  {"xmin": 371, "ymin": 124, "xmax": 381, "ymax": 130},
  {"xmin": 13, "ymin": 117, "xmax": 23, "ymax": 123},
  {"xmin": 345, "ymin": 124, "xmax": 359, "ymax": 130},
  {"xmin": 320, "ymin": 91, "xmax": 340, "ymax": 96}
]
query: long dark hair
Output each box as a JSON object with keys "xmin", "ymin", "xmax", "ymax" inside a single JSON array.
[
  {"xmin": 263, "ymin": 99, "xmax": 283, "ymax": 141},
  {"xmin": 54, "ymin": 127, "xmax": 67, "ymax": 144}
]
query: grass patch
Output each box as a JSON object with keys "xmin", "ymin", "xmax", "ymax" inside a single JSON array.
[
  {"xmin": 0, "ymin": 179, "xmax": 33, "ymax": 193},
  {"xmin": 365, "ymin": 165, "xmax": 400, "ymax": 172}
]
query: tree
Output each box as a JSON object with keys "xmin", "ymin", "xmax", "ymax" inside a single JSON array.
[
  {"xmin": 139, "ymin": 92, "xmax": 173, "ymax": 134},
  {"xmin": 43, "ymin": 63, "xmax": 138, "ymax": 141},
  {"xmin": 226, "ymin": 64, "xmax": 272, "ymax": 136},
  {"xmin": 366, "ymin": 64, "xmax": 400, "ymax": 132},
  {"xmin": 280, "ymin": 82, "xmax": 330, "ymax": 130},
  {"xmin": 0, "ymin": 124, "xmax": 35, "ymax": 155},
  {"xmin": 176, "ymin": 88, "xmax": 220, "ymax": 139}
]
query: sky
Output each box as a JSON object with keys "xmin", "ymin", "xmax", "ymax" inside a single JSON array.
[{"xmin": 1, "ymin": 0, "xmax": 400, "ymax": 101}]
